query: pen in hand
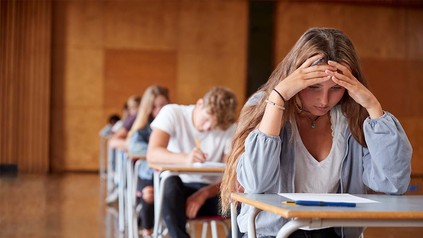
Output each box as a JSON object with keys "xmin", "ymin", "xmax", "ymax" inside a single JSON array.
[
  {"xmin": 191, "ymin": 138, "xmax": 206, "ymax": 163},
  {"xmin": 194, "ymin": 138, "xmax": 202, "ymax": 152}
]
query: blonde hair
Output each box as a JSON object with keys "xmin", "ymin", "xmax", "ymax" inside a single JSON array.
[
  {"xmin": 202, "ymin": 87, "xmax": 238, "ymax": 130},
  {"xmin": 220, "ymin": 27, "xmax": 369, "ymax": 214},
  {"xmin": 127, "ymin": 85, "xmax": 169, "ymax": 139},
  {"xmin": 127, "ymin": 95, "xmax": 141, "ymax": 109}
]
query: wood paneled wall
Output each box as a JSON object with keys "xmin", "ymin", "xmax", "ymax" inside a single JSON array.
[
  {"xmin": 50, "ymin": 0, "xmax": 248, "ymax": 171},
  {"xmin": 0, "ymin": 0, "xmax": 51, "ymax": 173},
  {"xmin": 274, "ymin": 2, "xmax": 423, "ymax": 173},
  {"xmin": 2, "ymin": 0, "xmax": 422, "ymax": 174}
]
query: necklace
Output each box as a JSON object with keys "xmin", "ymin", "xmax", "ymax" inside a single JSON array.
[
  {"xmin": 306, "ymin": 115, "xmax": 321, "ymax": 129},
  {"xmin": 295, "ymin": 102, "xmax": 322, "ymax": 128}
]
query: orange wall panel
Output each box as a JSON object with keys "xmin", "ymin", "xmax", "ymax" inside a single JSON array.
[{"xmin": 104, "ymin": 49, "xmax": 177, "ymax": 113}]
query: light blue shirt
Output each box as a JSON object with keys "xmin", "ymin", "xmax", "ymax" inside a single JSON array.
[{"xmin": 237, "ymin": 112, "xmax": 412, "ymax": 238}]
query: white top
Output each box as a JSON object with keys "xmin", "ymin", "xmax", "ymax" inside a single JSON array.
[
  {"xmin": 294, "ymin": 106, "xmax": 348, "ymax": 193},
  {"xmin": 111, "ymin": 120, "xmax": 123, "ymax": 133},
  {"xmin": 151, "ymin": 104, "xmax": 236, "ymax": 184}
]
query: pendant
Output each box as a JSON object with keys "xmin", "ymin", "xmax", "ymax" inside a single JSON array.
[{"xmin": 310, "ymin": 115, "xmax": 320, "ymax": 128}]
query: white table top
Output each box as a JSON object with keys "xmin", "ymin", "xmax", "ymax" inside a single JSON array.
[{"xmin": 231, "ymin": 193, "xmax": 423, "ymax": 219}]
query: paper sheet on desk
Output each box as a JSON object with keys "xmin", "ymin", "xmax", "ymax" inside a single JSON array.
[
  {"xmin": 192, "ymin": 162, "xmax": 226, "ymax": 168},
  {"xmin": 279, "ymin": 193, "xmax": 379, "ymax": 203}
]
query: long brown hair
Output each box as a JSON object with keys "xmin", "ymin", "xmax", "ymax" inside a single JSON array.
[{"xmin": 220, "ymin": 27, "xmax": 369, "ymax": 214}]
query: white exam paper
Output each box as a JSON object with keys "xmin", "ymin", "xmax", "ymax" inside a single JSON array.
[
  {"xmin": 192, "ymin": 162, "xmax": 226, "ymax": 168},
  {"xmin": 278, "ymin": 193, "xmax": 379, "ymax": 203}
]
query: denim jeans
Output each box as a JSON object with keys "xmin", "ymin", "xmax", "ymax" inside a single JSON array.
[{"xmin": 162, "ymin": 176, "xmax": 220, "ymax": 238}]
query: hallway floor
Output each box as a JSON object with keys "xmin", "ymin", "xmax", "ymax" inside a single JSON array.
[{"xmin": 0, "ymin": 173, "xmax": 422, "ymax": 237}]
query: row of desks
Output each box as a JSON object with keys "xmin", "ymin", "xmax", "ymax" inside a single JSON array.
[{"xmin": 106, "ymin": 150, "xmax": 423, "ymax": 238}]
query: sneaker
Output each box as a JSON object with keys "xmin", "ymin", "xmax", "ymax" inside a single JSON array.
[
  {"xmin": 105, "ymin": 189, "xmax": 118, "ymax": 205},
  {"xmin": 139, "ymin": 229, "xmax": 153, "ymax": 238}
]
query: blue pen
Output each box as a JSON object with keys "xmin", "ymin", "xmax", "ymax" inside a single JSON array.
[
  {"xmin": 295, "ymin": 200, "xmax": 356, "ymax": 207},
  {"xmin": 284, "ymin": 200, "xmax": 356, "ymax": 207}
]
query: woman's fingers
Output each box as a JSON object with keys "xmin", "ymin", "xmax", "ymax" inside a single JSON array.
[
  {"xmin": 327, "ymin": 60, "xmax": 354, "ymax": 77},
  {"xmin": 325, "ymin": 64, "xmax": 357, "ymax": 91},
  {"xmin": 303, "ymin": 68, "xmax": 334, "ymax": 79},
  {"xmin": 299, "ymin": 54, "xmax": 324, "ymax": 69}
]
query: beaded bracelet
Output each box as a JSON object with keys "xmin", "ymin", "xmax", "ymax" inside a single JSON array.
[
  {"xmin": 272, "ymin": 88, "xmax": 286, "ymax": 103},
  {"xmin": 265, "ymin": 99, "xmax": 285, "ymax": 110}
]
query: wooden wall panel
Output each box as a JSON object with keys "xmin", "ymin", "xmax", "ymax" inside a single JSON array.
[
  {"xmin": 361, "ymin": 59, "xmax": 409, "ymax": 115},
  {"xmin": 51, "ymin": 0, "xmax": 248, "ymax": 171},
  {"xmin": 176, "ymin": 1, "xmax": 248, "ymax": 104},
  {"xmin": 51, "ymin": 0, "xmax": 105, "ymax": 171},
  {"xmin": 275, "ymin": 2, "xmax": 423, "ymax": 174},
  {"xmin": 104, "ymin": 49, "xmax": 177, "ymax": 113},
  {"xmin": 0, "ymin": 0, "xmax": 51, "ymax": 173},
  {"xmin": 103, "ymin": 1, "xmax": 179, "ymax": 50}
]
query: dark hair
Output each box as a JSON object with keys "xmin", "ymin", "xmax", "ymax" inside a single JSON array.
[{"xmin": 108, "ymin": 114, "xmax": 121, "ymax": 124}]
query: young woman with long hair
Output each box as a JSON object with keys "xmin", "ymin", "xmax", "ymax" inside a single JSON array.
[{"xmin": 220, "ymin": 28, "xmax": 412, "ymax": 238}]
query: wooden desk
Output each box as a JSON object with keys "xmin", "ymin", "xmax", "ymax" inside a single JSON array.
[
  {"xmin": 231, "ymin": 193, "xmax": 423, "ymax": 238},
  {"xmin": 149, "ymin": 163, "xmax": 225, "ymax": 238}
]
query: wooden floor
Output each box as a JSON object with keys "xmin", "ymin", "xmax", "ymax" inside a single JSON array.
[{"xmin": 0, "ymin": 173, "xmax": 422, "ymax": 238}]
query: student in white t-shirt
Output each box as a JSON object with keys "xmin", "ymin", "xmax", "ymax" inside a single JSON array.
[{"xmin": 147, "ymin": 87, "xmax": 238, "ymax": 238}]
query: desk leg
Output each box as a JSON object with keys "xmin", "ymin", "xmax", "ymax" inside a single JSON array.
[
  {"xmin": 230, "ymin": 202, "xmax": 238, "ymax": 238},
  {"xmin": 153, "ymin": 171, "xmax": 178, "ymax": 238},
  {"xmin": 106, "ymin": 146, "xmax": 115, "ymax": 195},
  {"xmin": 153, "ymin": 170, "xmax": 161, "ymax": 238},
  {"xmin": 118, "ymin": 151, "xmax": 126, "ymax": 233},
  {"xmin": 248, "ymin": 207, "xmax": 261, "ymax": 238},
  {"xmin": 153, "ymin": 171, "xmax": 167, "ymax": 238},
  {"xmin": 276, "ymin": 219, "xmax": 310, "ymax": 238},
  {"xmin": 126, "ymin": 157, "xmax": 134, "ymax": 238}
]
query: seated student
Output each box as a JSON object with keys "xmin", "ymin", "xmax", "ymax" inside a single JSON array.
[
  {"xmin": 108, "ymin": 95, "xmax": 141, "ymax": 151},
  {"xmin": 220, "ymin": 27, "xmax": 412, "ymax": 238},
  {"xmin": 126, "ymin": 85, "xmax": 170, "ymax": 236},
  {"xmin": 147, "ymin": 87, "xmax": 238, "ymax": 238},
  {"xmin": 109, "ymin": 103, "xmax": 129, "ymax": 135},
  {"xmin": 99, "ymin": 113, "xmax": 121, "ymax": 137},
  {"xmin": 106, "ymin": 95, "xmax": 141, "ymax": 204}
]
